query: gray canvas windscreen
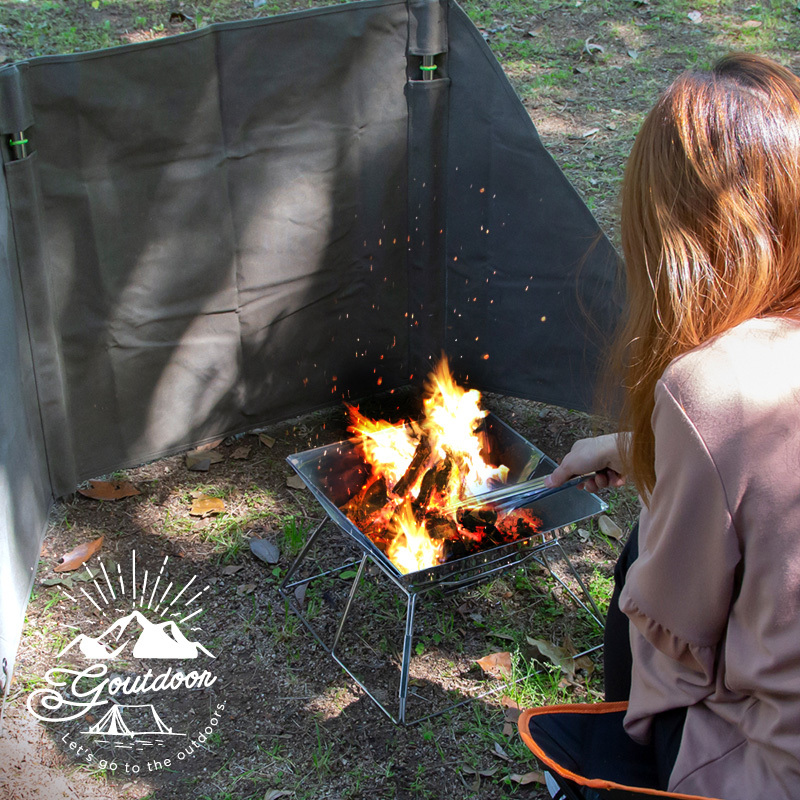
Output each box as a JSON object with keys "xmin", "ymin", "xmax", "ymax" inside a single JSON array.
[
  {"xmin": 0, "ymin": 0, "xmax": 619, "ymax": 695},
  {"xmin": 4, "ymin": 0, "xmax": 413, "ymax": 496},
  {"xmin": 0, "ymin": 163, "xmax": 52, "ymax": 703},
  {"xmin": 441, "ymin": 4, "xmax": 619, "ymax": 408}
]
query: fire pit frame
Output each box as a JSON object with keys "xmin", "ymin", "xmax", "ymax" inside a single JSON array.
[{"xmin": 278, "ymin": 415, "xmax": 609, "ymax": 724}]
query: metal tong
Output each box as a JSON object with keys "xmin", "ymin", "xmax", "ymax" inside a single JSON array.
[{"xmin": 450, "ymin": 472, "xmax": 596, "ymax": 515}]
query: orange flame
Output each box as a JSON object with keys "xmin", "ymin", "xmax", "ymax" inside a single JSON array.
[{"xmin": 343, "ymin": 356, "xmax": 539, "ymax": 575}]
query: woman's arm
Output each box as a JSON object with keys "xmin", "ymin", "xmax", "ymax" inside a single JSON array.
[{"xmin": 620, "ymin": 379, "xmax": 741, "ymax": 741}]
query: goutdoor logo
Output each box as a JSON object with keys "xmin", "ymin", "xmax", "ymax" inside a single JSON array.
[{"xmin": 26, "ymin": 550, "xmax": 225, "ymax": 776}]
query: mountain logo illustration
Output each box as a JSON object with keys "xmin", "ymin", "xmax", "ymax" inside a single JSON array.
[
  {"xmin": 83, "ymin": 703, "xmax": 185, "ymax": 737},
  {"xmin": 58, "ymin": 610, "xmax": 215, "ymax": 660}
]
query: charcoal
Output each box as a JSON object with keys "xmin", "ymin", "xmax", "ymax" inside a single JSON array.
[
  {"xmin": 457, "ymin": 507, "xmax": 497, "ymax": 532},
  {"xmin": 361, "ymin": 476, "xmax": 389, "ymax": 515},
  {"xmin": 443, "ymin": 538, "xmax": 472, "ymax": 561},
  {"xmin": 424, "ymin": 514, "xmax": 459, "ymax": 541}
]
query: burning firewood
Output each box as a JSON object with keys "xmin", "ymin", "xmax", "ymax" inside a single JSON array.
[
  {"xmin": 340, "ymin": 357, "xmax": 542, "ymax": 575},
  {"xmin": 412, "ymin": 456, "xmax": 454, "ymax": 521},
  {"xmin": 392, "ymin": 437, "xmax": 432, "ymax": 498}
]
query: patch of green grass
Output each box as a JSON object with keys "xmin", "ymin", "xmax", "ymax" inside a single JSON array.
[
  {"xmin": 312, "ymin": 722, "xmax": 333, "ymax": 775},
  {"xmin": 588, "ymin": 566, "xmax": 614, "ymax": 616},
  {"xmin": 503, "ymin": 651, "xmax": 572, "ymax": 708},
  {"xmin": 200, "ymin": 514, "xmax": 247, "ymax": 563},
  {"xmin": 281, "ymin": 515, "xmax": 311, "ymax": 556}
]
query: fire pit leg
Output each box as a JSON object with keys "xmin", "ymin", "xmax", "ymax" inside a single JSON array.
[
  {"xmin": 279, "ymin": 518, "xmax": 326, "ymax": 592},
  {"xmin": 331, "ymin": 553, "xmax": 368, "ymax": 654},
  {"xmin": 538, "ymin": 540, "xmax": 605, "ymax": 628},
  {"xmin": 397, "ymin": 592, "xmax": 418, "ymax": 725}
]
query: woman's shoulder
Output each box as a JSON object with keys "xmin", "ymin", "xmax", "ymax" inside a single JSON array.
[
  {"xmin": 662, "ymin": 316, "xmax": 800, "ymax": 402},
  {"xmin": 658, "ymin": 316, "xmax": 800, "ymax": 448}
]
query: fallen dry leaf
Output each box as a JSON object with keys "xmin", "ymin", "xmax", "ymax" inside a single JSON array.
[
  {"xmin": 231, "ymin": 445, "xmax": 252, "ymax": 460},
  {"xmin": 461, "ymin": 766, "xmax": 498, "ymax": 777},
  {"xmin": 220, "ymin": 565, "xmax": 245, "ymax": 576},
  {"xmin": 526, "ymin": 636, "xmax": 574, "ymax": 675},
  {"xmin": 286, "ymin": 474, "xmax": 306, "ymax": 490},
  {"xmin": 502, "ymin": 703, "xmax": 522, "ymax": 734},
  {"xmin": 78, "ymin": 480, "xmax": 140, "ymax": 501},
  {"xmin": 476, "ymin": 651, "xmax": 513, "ymax": 678},
  {"xmin": 742, "ymin": 19, "xmax": 762, "ymax": 28},
  {"xmin": 41, "ymin": 576, "xmax": 74, "ymax": 589},
  {"xmin": 509, "ymin": 771, "xmax": 545, "ymax": 786},
  {"xmin": 598, "ymin": 515, "xmax": 624, "ymax": 540},
  {"xmin": 185, "ymin": 449, "xmax": 223, "ymax": 471},
  {"xmin": 236, "ymin": 583, "xmax": 256, "ymax": 595},
  {"xmin": 185, "ymin": 453, "xmax": 211, "ymax": 471},
  {"xmin": 493, "ymin": 742, "xmax": 511, "ymax": 762},
  {"xmin": 563, "ymin": 635, "xmax": 596, "ymax": 676},
  {"xmin": 190, "ymin": 495, "xmax": 226, "ymax": 517},
  {"xmin": 583, "ymin": 39, "xmax": 604, "ymax": 55},
  {"xmin": 263, "ymin": 790, "xmax": 293, "ymax": 800},
  {"xmin": 54, "ymin": 536, "xmax": 104, "ymax": 572},
  {"xmin": 195, "ymin": 437, "xmax": 224, "ymax": 452},
  {"xmin": 250, "ymin": 538, "xmax": 280, "ymax": 564},
  {"xmin": 294, "ymin": 582, "xmax": 308, "ymax": 607},
  {"xmin": 259, "ymin": 433, "xmax": 276, "ymax": 448}
]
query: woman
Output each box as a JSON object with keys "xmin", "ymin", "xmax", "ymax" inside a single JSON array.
[{"xmin": 542, "ymin": 54, "xmax": 800, "ymax": 798}]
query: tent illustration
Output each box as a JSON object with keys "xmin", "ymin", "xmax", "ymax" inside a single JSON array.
[
  {"xmin": 0, "ymin": 0, "xmax": 619, "ymax": 703},
  {"xmin": 83, "ymin": 704, "xmax": 185, "ymax": 737}
]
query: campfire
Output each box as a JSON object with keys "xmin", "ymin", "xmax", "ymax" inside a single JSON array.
[{"xmin": 340, "ymin": 358, "xmax": 542, "ymax": 574}]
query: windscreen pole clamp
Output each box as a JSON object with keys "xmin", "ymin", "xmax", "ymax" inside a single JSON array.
[
  {"xmin": 421, "ymin": 54, "xmax": 437, "ymax": 80},
  {"xmin": 9, "ymin": 131, "xmax": 28, "ymax": 159}
]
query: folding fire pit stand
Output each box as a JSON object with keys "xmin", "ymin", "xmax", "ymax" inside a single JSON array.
[{"xmin": 278, "ymin": 414, "xmax": 607, "ymax": 724}]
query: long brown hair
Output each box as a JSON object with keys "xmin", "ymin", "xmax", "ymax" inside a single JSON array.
[{"xmin": 616, "ymin": 53, "xmax": 800, "ymax": 498}]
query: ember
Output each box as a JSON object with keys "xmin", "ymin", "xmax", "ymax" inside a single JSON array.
[{"xmin": 341, "ymin": 358, "xmax": 542, "ymax": 574}]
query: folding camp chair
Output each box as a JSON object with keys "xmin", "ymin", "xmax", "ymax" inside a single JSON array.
[{"xmin": 518, "ymin": 703, "xmax": 722, "ymax": 800}]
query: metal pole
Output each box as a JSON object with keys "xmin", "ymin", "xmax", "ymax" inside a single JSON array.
[
  {"xmin": 332, "ymin": 554, "xmax": 368, "ymax": 654},
  {"xmin": 553, "ymin": 539, "xmax": 605, "ymax": 624},
  {"xmin": 279, "ymin": 518, "xmax": 326, "ymax": 595},
  {"xmin": 397, "ymin": 592, "xmax": 418, "ymax": 724}
]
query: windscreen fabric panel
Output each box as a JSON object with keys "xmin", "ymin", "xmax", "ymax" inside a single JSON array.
[
  {"xmin": 443, "ymin": 3, "xmax": 619, "ymax": 412},
  {"xmin": 4, "ymin": 0, "xmax": 411, "ymax": 492},
  {"xmin": 0, "ymin": 164, "xmax": 52, "ymax": 704}
]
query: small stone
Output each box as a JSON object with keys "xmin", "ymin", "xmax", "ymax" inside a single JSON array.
[
  {"xmin": 185, "ymin": 452, "xmax": 210, "ymax": 471},
  {"xmin": 286, "ymin": 474, "xmax": 306, "ymax": 490},
  {"xmin": 294, "ymin": 582, "xmax": 308, "ymax": 607}
]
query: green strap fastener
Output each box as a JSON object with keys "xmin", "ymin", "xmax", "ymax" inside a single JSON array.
[
  {"xmin": 420, "ymin": 65, "xmax": 437, "ymax": 72},
  {"xmin": 9, "ymin": 137, "xmax": 28, "ymax": 147}
]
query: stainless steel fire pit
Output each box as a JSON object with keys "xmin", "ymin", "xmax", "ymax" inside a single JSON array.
[{"xmin": 279, "ymin": 413, "xmax": 608, "ymax": 724}]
